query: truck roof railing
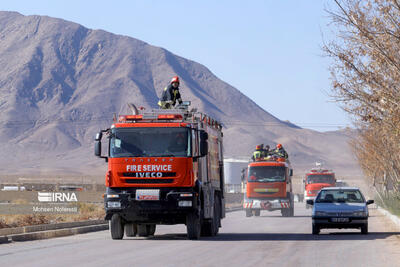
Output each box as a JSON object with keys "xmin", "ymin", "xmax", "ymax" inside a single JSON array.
[
  {"xmin": 117, "ymin": 103, "xmax": 223, "ymax": 130},
  {"xmin": 255, "ymin": 156, "xmax": 289, "ymax": 163},
  {"xmin": 310, "ymin": 168, "xmax": 333, "ymax": 173}
]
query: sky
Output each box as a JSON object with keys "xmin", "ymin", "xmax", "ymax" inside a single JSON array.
[{"xmin": 1, "ymin": 0, "xmax": 350, "ymax": 132}]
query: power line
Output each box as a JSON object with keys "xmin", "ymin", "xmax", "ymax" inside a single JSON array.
[{"xmin": 0, "ymin": 118, "xmax": 351, "ymax": 129}]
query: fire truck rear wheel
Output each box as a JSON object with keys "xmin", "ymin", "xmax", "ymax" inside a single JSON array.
[
  {"xmin": 289, "ymin": 204, "xmax": 294, "ymax": 217},
  {"xmin": 137, "ymin": 224, "xmax": 156, "ymax": 237},
  {"xmin": 147, "ymin": 224, "xmax": 156, "ymax": 236},
  {"xmin": 186, "ymin": 212, "xmax": 201, "ymax": 240},
  {"xmin": 246, "ymin": 209, "xmax": 253, "ymax": 217},
  {"xmin": 110, "ymin": 214, "xmax": 124, "ymax": 240},
  {"xmin": 125, "ymin": 223, "xmax": 137, "ymax": 237},
  {"xmin": 213, "ymin": 195, "xmax": 221, "ymax": 235}
]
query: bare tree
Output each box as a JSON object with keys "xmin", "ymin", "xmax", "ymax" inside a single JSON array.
[{"xmin": 325, "ymin": 0, "xmax": 400, "ymax": 192}]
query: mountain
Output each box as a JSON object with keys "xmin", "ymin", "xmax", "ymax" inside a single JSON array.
[{"xmin": 0, "ymin": 11, "xmax": 361, "ymax": 178}]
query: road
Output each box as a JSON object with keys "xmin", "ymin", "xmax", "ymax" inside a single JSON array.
[{"xmin": 1, "ymin": 203, "xmax": 400, "ymax": 267}]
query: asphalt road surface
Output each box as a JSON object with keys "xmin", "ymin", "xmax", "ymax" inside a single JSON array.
[{"xmin": 1, "ymin": 203, "xmax": 400, "ymax": 267}]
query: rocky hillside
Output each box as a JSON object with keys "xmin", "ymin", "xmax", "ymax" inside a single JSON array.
[{"xmin": 0, "ymin": 11, "xmax": 360, "ymax": 177}]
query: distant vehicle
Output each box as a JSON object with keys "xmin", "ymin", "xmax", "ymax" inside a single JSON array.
[
  {"xmin": 243, "ymin": 156, "xmax": 294, "ymax": 217},
  {"xmin": 59, "ymin": 185, "xmax": 83, "ymax": 191},
  {"xmin": 303, "ymin": 163, "xmax": 336, "ymax": 208},
  {"xmin": 1, "ymin": 186, "xmax": 20, "ymax": 191},
  {"xmin": 335, "ymin": 180, "xmax": 348, "ymax": 187},
  {"xmin": 307, "ymin": 187, "xmax": 374, "ymax": 234}
]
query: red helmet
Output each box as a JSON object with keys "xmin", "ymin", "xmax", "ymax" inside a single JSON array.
[
  {"xmin": 276, "ymin": 144, "xmax": 282, "ymax": 149},
  {"xmin": 170, "ymin": 76, "xmax": 180, "ymax": 84},
  {"xmin": 256, "ymin": 145, "xmax": 261, "ymax": 149}
]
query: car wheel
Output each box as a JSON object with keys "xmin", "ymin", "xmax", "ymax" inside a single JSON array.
[
  {"xmin": 361, "ymin": 223, "xmax": 368, "ymax": 234},
  {"xmin": 312, "ymin": 224, "xmax": 320, "ymax": 235}
]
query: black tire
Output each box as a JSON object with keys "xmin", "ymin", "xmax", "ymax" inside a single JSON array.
[
  {"xmin": 125, "ymin": 223, "xmax": 137, "ymax": 237},
  {"xmin": 361, "ymin": 223, "xmax": 368, "ymax": 234},
  {"xmin": 245, "ymin": 209, "xmax": 253, "ymax": 217},
  {"xmin": 147, "ymin": 224, "xmax": 156, "ymax": 236},
  {"xmin": 137, "ymin": 224, "xmax": 149, "ymax": 237},
  {"xmin": 281, "ymin": 209, "xmax": 290, "ymax": 217},
  {"xmin": 213, "ymin": 195, "xmax": 221, "ymax": 235},
  {"xmin": 110, "ymin": 214, "xmax": 124, "ymax": 240},
  {"xmin": 254, "ymin": 210, "xmax": 261, "ymax": 216},
  {"xmin": 186, "ymin": 212, "xmax": 201, "ymax": 240},
  {"xmin": 312, "ymin": 224, "xmax": 320, "ymax": 235},
  {"xmin": 289, "ymin": 199, "xmax": 295, "ymax": 217}
]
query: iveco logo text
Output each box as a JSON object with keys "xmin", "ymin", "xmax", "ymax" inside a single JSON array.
[{"xmin": 38, "ymin": 192, "xmax": 78, "ymax": 202}]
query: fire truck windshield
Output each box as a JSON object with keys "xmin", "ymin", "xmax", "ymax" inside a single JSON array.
[
  {"xmin": 110, "ymin": 127, "xmax": 191, "ymax": 157},
  {"xmin": 247, "ymin": 166, "xmax": 286, "ymax": 182},
  {"xmin": 307, "ymin": 175, "xmax": 335, "ymax": 184}
]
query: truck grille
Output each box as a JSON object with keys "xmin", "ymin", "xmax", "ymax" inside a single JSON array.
[{"xmin": 124, "ymin": 179, "xmax": 174, "ymax": 184}]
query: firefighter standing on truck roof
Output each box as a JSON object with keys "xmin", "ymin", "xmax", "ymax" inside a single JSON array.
[
  {"xmin": 274, "ymin": 144, "xmax": 288, "ymax": 159},
  {"xmin": 158, "ymin": 76, "xmax": 183, "ymax": 109},
  {"xmin": 252, "ymin": 144, "xmax": 265, "ymax": 161}
]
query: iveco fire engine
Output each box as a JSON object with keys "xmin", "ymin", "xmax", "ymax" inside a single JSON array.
[{"xmin": 95, "ymin": 102, "xmax": 225, "ymax": 240}]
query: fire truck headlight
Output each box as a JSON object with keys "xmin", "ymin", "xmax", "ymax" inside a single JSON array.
[
  {"xmin": 178, "ymin": 201, "xmax": 192, "ymax": 207},
  {"xmin": 108, "ymin": 201, "xmax": 121, "ymax": 209}
]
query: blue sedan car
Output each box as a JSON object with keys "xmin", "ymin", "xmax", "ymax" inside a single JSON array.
[{"xmin": 307, "ymin": 187, "xmax": 374, "ymax": 234}]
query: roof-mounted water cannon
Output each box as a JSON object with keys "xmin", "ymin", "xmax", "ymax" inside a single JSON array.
[{"xmin": 175, "ymin": 101, "xmax": 191, "ymax": 110}]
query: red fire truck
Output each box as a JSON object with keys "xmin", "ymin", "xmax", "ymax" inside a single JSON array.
[
  {"xmin": 303, "ymin": 164, "xmax": 336, "ymax": 208},
  {"xmin": 243, "ymin": 157, "xmax": 294, "ymax": 217},
  {"xmin": 95, "ymin": 103, "xmax": 225, "ymax": 240}
]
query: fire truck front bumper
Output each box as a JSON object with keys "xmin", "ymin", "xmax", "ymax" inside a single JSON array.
[
  {"xmin": 243, "ymin": 198, "xmax": 290, "ymax": 211},
  {"xmin": 104, "ymin": 187, "xmax": 198, "ymax": 224}
]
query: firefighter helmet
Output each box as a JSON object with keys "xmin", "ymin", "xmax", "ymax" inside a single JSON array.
[
  {"xmin": 170, "ymin": 76, "xmax": 180, "ymax": 84},
  {"xmin": 276, "ymin": 144, "xmax": 282, "ymax": 149}
]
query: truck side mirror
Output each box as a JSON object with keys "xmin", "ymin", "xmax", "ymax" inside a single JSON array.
[
  {"xmin": 95, "ymin": 141, "xmax": 101, "ymax": 157},
  {"xmin": 366, "ymin": 200, "xmax": 374, "ymax": 205},
  {"xmin": 95, "ymin": 131, "xmax": 108, "ymax": 162},
  {"xmin": 200, "ymin": 130, "xmax": 208, "ymax": 157},
  {"xmin": 95, "ymin": 132, "xmax": 102, "ymax": 141}
]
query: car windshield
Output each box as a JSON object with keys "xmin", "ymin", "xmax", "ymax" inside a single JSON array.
[
  {"xmin": 316, "ymin": 189, "xmax": 365, "ymax": 203},
  {"xmin": 110, "ymin": 127, "xmax": 191, "ymax": 157},
  {"xmin": 307, "ymin": 174, "xmax": 335, "ymax": 184},
  {"xmin": 247, "ymin": 166, "xmax": 286, "ymax": 182}
]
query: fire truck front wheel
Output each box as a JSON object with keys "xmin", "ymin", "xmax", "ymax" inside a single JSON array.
[
  {"xmin": 186, "ymin": 212, "xmax": 201, "ymax": 240},
  {"xmin": 246, "ymin": 209, "xmax": 253, "ymax": 217},
  {"xmin": 110, "ymin": 214, "xmax": 124, "ymax": 240},
  {"xmin": 201, "ymin": 195, "xmax": 221, "ymax": 237}
]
